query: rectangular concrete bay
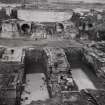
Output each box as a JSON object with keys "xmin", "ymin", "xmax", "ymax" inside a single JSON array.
[
  {"xmin": 21, "ymin": 73, "xmax": 49, "ymax": 105},
  {"xmin": 71, "ymin": 68, "xmax": 96, "ymax": 90}
]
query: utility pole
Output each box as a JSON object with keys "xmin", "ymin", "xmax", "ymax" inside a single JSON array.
[
  {"xmin": 22, "ymin": 0, "xmax": 25, "ymax": 7},
  {"xmin": 35, "ymin": 0, "xmax": 38, "ymax": 9}
]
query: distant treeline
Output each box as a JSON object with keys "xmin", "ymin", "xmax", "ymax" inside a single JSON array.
[
  {"xmin": 0, "ymin": 0, "xmax": 48, "ymax": 4},
  {"xmin": 0, "ymin": 0, "xmax": 22, "ymax": 3},
  {"xmin": 0, "ymin": 0, "xmax": 104, "ymax": 7}
]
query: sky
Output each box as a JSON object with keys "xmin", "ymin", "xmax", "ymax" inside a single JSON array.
[
  {"xmin": 0, "ymin": 0, "xmax": 105, "ymax": 4},
  {"xmin": 48, "ymin": 0, "xmax": 105, "ymax": 3},
  {"xmin": 73, "ymin": 0, "xmax": 105, "ymax": 3}
]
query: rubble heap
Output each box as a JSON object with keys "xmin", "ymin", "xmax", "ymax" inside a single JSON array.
[
  {"xmin": 27, "ymin": 89, "xmax": 105, "ymax": 105},
  {"xmin": 44, "ymin": 47, "xmax": 78, "ymax": 97},
  {"xmin": 62, "ymin": 89, "xmax": 105, "ymax": 105}
]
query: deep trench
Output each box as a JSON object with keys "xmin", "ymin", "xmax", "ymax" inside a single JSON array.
[
  {"xmin": 25, "ymin": 49, "xmax": 47, "ymax": 74},
  {"xmin": 23, "ymin": 48, "xmax": 52, "ymax": 102},
  {"xmin": 64, "ymin": 49, "xmax": 104, "ymax": 90}
]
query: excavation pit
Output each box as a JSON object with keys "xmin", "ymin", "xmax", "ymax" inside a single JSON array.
[
  {"xmin": 64, "ymin": 47, "xmax": 104, "ymax": 90},
  {"xmin": 21, "ymin": 48, "xmax": 50, "ymax": 105}
]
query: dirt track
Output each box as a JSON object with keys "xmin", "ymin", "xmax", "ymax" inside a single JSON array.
[{"xmin": 0, "ymin": 38, "xmax": 83, "ymax": 48}]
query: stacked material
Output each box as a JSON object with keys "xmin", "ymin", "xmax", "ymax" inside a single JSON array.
[
  {"xmin": 44, "ymin": 47, "xmax": 77, "ymax": 97},
  {"xmin": 0, "ymin": 47, "xmax": 25, "ymax": 105}
]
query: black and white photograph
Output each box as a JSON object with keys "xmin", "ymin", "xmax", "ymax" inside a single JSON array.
[{"xmin": 0, "ymin": 0, "xmax": 105, "ymax": 105}]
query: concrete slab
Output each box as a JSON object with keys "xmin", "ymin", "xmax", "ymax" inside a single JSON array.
[
  {"xmin": 71, "ymin": 68, "xmax": 96, "ymax": 90},
  {"xmin": 1, "ymin": 47, "xmax": 23, "ymax": 62},
  {"xmin": 21, "ymin": 73, "xmax": 49, "ymax": 105}
]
